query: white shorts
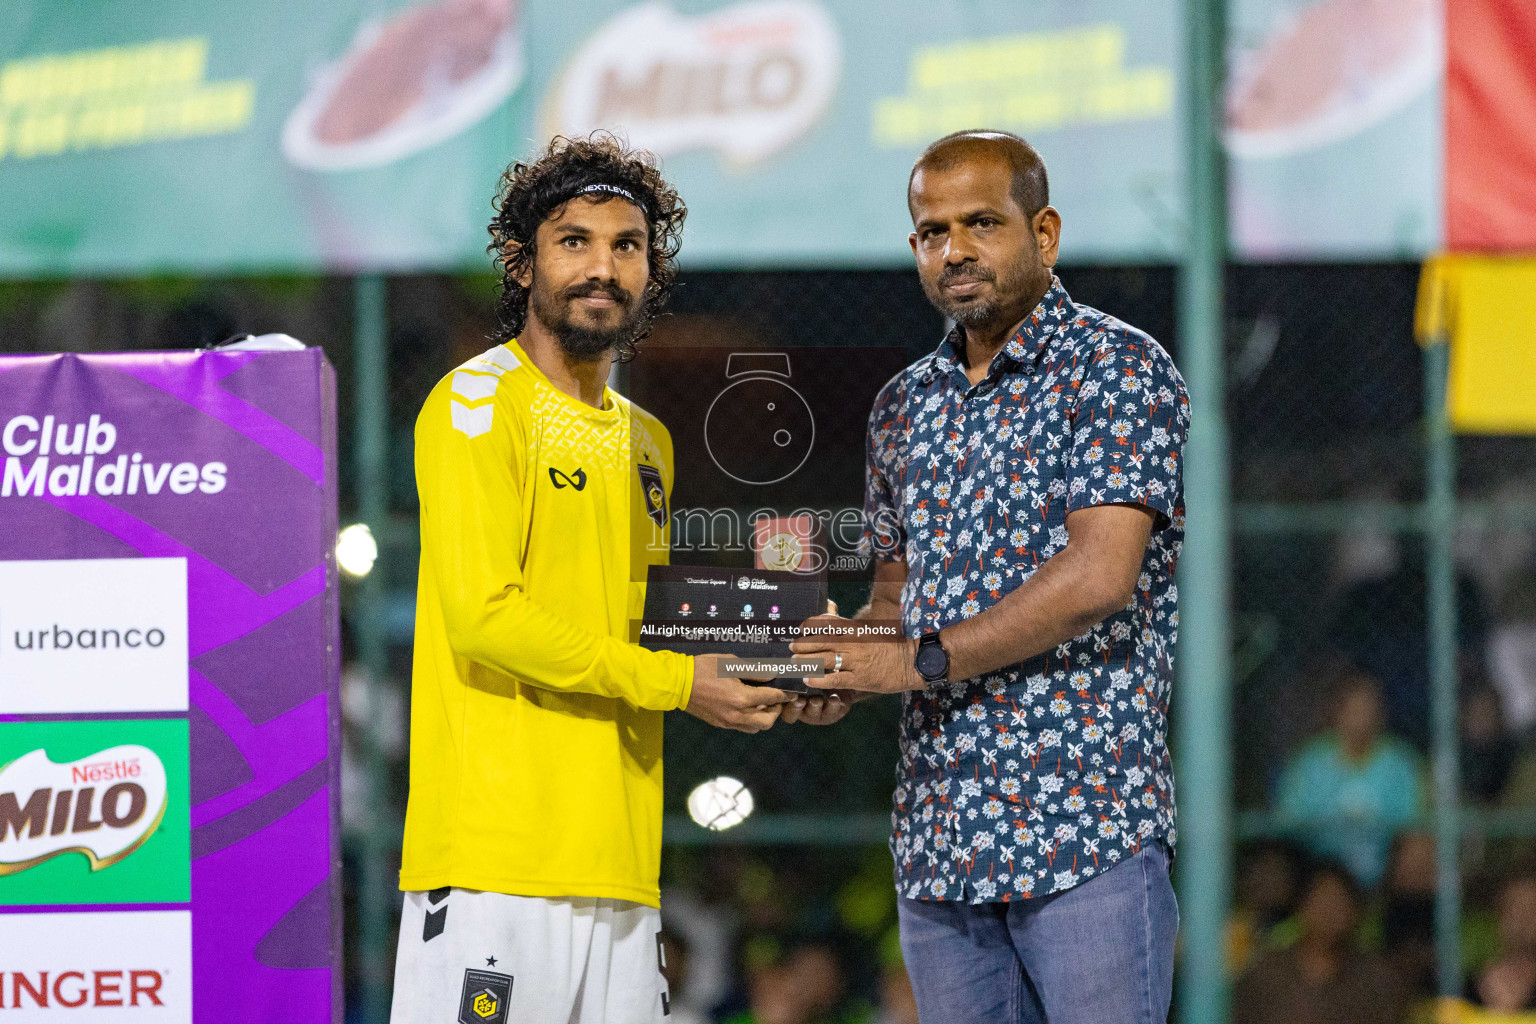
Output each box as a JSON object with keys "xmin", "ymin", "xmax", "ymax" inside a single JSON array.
[{"xmin": 390, "ymin": 888, "xmax": 672, "ymax": 1024}]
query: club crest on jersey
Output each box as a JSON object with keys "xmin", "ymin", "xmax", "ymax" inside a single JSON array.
[
  {"xmin": 637, "ymin": 463, "xmax": 667, "ymax": 527},
  {"xmin": 458, "ymin": 969, "xmax": 513, "ymax": 1024},
  {"xmin": 549, "ymin": 467, "xmax": 587, "ymax": 491}
]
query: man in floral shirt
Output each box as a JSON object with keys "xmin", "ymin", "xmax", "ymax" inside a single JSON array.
[{"xmin": 793, "ymin": 130, "xmax": 1188, "ymax": 1023}]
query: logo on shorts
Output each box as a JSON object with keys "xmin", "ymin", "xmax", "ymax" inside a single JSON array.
[
  {"xmin": 637, "ymin": 463, "xmax": 667, "ymax": 527},
  {"xmin": 459, "ymin": 969, "xmax": 513, "ymax": 1024}
]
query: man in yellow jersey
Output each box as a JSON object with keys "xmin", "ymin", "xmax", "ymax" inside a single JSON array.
[{"xmin": 391, "ymin": 135, "xmax": 842, "ymax": 1024}]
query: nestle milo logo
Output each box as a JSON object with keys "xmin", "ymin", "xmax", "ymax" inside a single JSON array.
[{"xmin": 0, "ymin": 745, "xmax": 168, "ymax": 875}]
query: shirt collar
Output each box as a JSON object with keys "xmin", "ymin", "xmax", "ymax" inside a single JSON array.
[{"xmin": 918, "ymin": 277, "xmax": 1074, "ymax": 385}]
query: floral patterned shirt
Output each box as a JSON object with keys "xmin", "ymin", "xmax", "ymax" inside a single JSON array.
[{"xmin": 863, "ymin": 278, "xmax": 1189, "ymax": 902}]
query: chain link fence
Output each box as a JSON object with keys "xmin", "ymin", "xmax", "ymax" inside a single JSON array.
[{"xmin": 4, "ymin": 262, "xmax": 1534, "ymax": 1022}]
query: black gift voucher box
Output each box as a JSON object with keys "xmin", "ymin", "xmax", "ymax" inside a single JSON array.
[{"xmin": 638, "ymin": 565, "xmax": 828, "ymax": 686}]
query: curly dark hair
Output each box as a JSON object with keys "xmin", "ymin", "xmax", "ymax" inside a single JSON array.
[{"xmin": 486, "ymin": 133, "xmax": 686, "ymax": 361}]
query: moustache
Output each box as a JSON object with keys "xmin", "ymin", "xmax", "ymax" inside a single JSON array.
[
  {"xmin": 562, "ymin": 282, "xmax": 632, "ymax": 305},
  {"xmin": 939, "ymin": 266, "xmax": 995, "ymax": 286}
]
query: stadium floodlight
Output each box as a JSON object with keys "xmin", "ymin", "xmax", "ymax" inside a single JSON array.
[
  {"xmin": 687, "ymin": 776, "xmax": 754, "ymax": 831},
  {"xmin": 336, "ymin": 523, "xmax": 379, "ymax": 578}
]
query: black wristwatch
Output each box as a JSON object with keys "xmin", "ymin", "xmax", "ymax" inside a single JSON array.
[{"xmin": 914, "ymin": 632, "xmax": 949, "ymax": 685}]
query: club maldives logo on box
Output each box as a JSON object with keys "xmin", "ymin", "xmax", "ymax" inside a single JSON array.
[
  {"xmin": 0, "ymin": 744, "xmax": 168, "ymax": 875},
  {"xmin": 0, "ymin": 909, "xmax": 191, "ymax": 1016},
  {"xmin": 0, "ymin": 719, "xmax": 189, "ymax": 906},
  {"xmin": 0, "ymin": 557, "xmax": 188, "ymax": 715},
  {"xmin": 2, "ymin": 413, "xmax": 227, "ymax": 500}
]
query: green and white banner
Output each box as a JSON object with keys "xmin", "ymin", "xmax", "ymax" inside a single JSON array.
[
  {"xmin": 1226, "ymin": 0, "xmax": 1442, "ymax": 258},
  {"xmin": 0, "ymin": 0, "xmax": 1439, "ymax": 275}
]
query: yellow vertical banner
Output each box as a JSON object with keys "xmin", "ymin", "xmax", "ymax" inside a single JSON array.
[{"xmin": 1418, "ymin": 255, "xmax": 1536, "ymax": 435}]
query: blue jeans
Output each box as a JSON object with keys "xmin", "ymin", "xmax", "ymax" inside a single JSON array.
[{"xmin": 897, "ymin": 842, "xmax": 1178, "ymax": 1024}]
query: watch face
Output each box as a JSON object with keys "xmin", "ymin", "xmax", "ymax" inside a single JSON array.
[{"xmin": 915, "ymin": 642, "xmax": 947, "ymax": 679}]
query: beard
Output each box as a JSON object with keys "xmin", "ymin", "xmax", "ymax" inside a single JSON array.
[
  {"xmin": 921, "ymin": 253, "xmax": 1041, "ymax": 328},
  {"xmin": 529, "ymin": 278, "xmax": 646, "ymax": 361}
]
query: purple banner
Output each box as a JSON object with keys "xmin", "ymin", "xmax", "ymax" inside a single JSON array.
[{"xmin": 0, "ymin": 350, "xmax": 340, "ymax": 1021}]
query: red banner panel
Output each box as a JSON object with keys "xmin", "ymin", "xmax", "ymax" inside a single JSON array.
[{"xmin": 1447, "ymin": 0, "xmax": 1536, "ymax": 251}]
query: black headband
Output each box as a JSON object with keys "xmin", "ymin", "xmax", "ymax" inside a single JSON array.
[{"xmin": 569, "ymin": 182, "xmax": 641, "ymax": 206}]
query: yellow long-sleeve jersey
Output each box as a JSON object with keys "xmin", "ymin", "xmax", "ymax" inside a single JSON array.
[{"xmin": 400, "ymin": 339, "xmax": 693, "ymax": 908}]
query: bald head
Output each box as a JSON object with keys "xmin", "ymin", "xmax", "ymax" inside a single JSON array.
[{"xmin": 908, "ymin": 130, "xmax": 1049, "ymax": 220}]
